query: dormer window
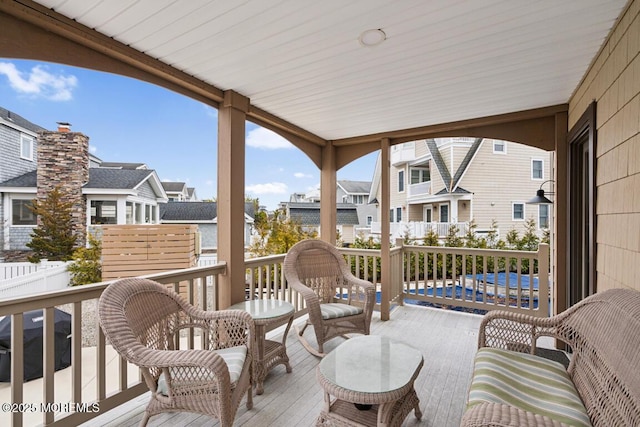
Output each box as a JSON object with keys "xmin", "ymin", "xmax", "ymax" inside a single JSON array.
[{"xmin": 20, "ymin": 134, "xmax": 34, "ymax": 161}]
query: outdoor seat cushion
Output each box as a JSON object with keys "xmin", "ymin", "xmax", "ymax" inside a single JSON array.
[
  {"xmin": 320, "ymin": 303, "xmax": 363, "ymax": 320},
  {"xmin": 157, "ymin": 345, "xmax": 247, "ymax": 396},
  {"xmin": 467, "ymin": 347, "xmax": 591, "ymax": 427}
]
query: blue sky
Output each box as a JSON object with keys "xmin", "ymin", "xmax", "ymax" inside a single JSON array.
[{"xmin": 0, "ymin": 59, "xmax": 376, "ymax": 210}]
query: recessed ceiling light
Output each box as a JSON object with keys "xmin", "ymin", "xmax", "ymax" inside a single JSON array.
[{"xmin": 358, "ymin": 29, "xmax": 386, "ymax": 47}]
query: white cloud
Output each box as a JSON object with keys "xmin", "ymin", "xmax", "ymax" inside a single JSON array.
[
  {"xmin": 205, "ymin": 180, "xmax": 214, "ymax": 186},
  {"xmin": 294, "ymin": 172, "xmax": 312, "ymax": 179},
  {"xmin": 0, "ymin": 62, "xmax": 77, "ymax": 101},
  {"xmin": 246, "ymin": 127, "xmax": 292, "ymax": 150},
  {"xmin": 89, "ymin": 145, "xmax": 98, "ymax": 154},
  {"xmin": 246, "ymin": 182, "xmax": 288, "ymax": 194}
]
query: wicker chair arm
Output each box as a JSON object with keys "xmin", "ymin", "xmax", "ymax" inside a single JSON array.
[
  {"xmin": 136, "ymin": 347, "xmax": 237, "ymax": 394},
  {"xmin": 478, "ymin": 310, "xmax": 562, "ymax": 353},
  {"xmin": 460, "ymin": 402, "xmax": 565, "ymax": 427}
]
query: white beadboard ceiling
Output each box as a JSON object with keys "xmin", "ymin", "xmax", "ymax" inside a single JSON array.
[{"xmin": 34, "ymin": 0, "xmax": 627, "ymax": 141}]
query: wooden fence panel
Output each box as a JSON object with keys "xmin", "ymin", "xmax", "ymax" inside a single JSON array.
[{"xmin": 101, "ymin": 225, "xmax": 197, "ymax": 281}]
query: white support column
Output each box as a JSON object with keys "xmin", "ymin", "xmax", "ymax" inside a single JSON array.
[{"xmin": 380, "ymin": 138, "xmax": 391, "ymax": 321}]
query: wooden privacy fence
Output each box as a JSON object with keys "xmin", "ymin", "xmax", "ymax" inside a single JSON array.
[{"xmin": 101, "ymin": 225, "xmax": 198, "ymax": 281}]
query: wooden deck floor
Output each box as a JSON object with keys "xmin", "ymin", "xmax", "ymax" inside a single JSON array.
[{"xmin": 80, "ymin": 304, "xmax": 484, "ymax": 427}]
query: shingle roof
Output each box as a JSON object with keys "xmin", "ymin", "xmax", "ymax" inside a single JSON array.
[
  {"xmin": 160, "ymin": 201, "xmax": 256, "ymax": 221},
  {"xmin": 86, "ymin": 169, "xmax": 155, "ymax": 189},
  {"xmin": 286, "ymin": 202, "xmax": 359, "ymax": 225},
  {"xmin": 160, "ymin": 202, "xmax": 217, "ymax": 221},
  {"xmin": 435, "ymin": 186, "xmax": 471, "ymax": 195},
  {"xmin": 0, "ymin": 168, "xmax": 155, "ymax": 190},
  {"xmin": 338, "ymin": 180, "xmax": 371, "ymax": 194},
  {"xmin": 0, "ymin": 107, "xmax": 47, "ymax": 133},
  {"xmin": 161, "ymin": 181, "xmax": 187, "ymax": 192}
]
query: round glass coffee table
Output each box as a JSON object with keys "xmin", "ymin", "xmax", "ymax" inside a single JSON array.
[
  {"xmin": 316, "ymin": 335, "xmax": 423, "ymax": 426},
  {"xmin": 228, "ymin": 299, "xmax": 294, "ymax": 395}
]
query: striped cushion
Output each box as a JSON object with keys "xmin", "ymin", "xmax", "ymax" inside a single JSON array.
[
  {"xmin": 157, "ymin": 345, "xmax": 247, "ymax": 396},
  {"xmin": 320, "ymin": 303, "xmax": 363, "ymax": 320},
  {"xmin": 468, "ymin": 347, "xmax": 591, "ymax": 427}
]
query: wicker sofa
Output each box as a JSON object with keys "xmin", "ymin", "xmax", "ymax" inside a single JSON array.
[{"xmin": 461, "ymin": 288, "xmax": 640, "ymax": 427}]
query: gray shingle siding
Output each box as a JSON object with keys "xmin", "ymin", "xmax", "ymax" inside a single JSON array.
[
  {"xmin": 9, "ymin": 226, "xmax": 35, "ymax": 250},
  {"xmin": 0, "ymin": 124, "xmax": 38, "ymax": 183}
]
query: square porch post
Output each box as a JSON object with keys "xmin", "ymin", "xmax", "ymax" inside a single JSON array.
[
  {"xmin": 320, "ymin": 142, "xmax": 337, "ymax": 244},
  {"xmin": 380, "ymin": 138, "xmax": 391, "ymax": 320},
  {"xmin": 217, "ymin": 90, "xmax": 249, "ymax": 308}
]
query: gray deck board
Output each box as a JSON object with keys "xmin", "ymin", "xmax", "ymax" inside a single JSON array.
[{"xmin": 80, "ymin": 304, "xmax": 483, "ymax": 427}]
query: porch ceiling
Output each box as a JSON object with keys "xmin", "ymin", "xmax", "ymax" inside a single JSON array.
[{"xmin": 16, "ymin": 1, "xmax": 628, "ymax": 142}]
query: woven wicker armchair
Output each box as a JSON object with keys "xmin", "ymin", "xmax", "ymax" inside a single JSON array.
[
  {"xmin": 283, "ymin": 239, "xmax": 375, "ymax": 357},
  {"xmin": 97, "ymin": 278, "xmax": 254, "ymax": 427}
]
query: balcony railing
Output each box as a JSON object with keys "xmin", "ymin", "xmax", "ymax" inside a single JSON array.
[
  {"xmin": 0, "ymin": 243, "xmax": 549, "ymax": 426},
  {"xmin": 371, "ymin": 221, "xmax": 469, "ymax": 239},
  {"xmin": 407, "ymin": 180, "xmax": 431, "ymax": 197}
]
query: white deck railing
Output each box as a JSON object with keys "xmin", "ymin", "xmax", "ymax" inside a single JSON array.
[
  {"xmin": 0, "ymin": 260, "xmax": 67, "ymax": 280},
  {"xmin": 0, "ymin": 244, "xmax": 549, "ymax": 426}
]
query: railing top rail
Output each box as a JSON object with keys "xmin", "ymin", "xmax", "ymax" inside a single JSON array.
[
  {"xmin": 244, "ymin": 253, "xmax": 286, "ymax": 266},
  {"xmin": 404, "ymin": 243, "xmax": 548, "ymax": 257},
  {"xmin": 339, "ymin": 248, "xmax": 381, "ymax": 256}
]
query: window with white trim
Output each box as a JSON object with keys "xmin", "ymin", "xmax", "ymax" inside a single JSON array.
[
  {"xmin": 532, "ymin": 159, "xmax": 544, "ymax": 180},
  {"xmin": 396, "ymin": 207, "xmax": 402, "ymax": 222},
  {"xmin": 91, "ymin": 200, "xmax": 117, "ymax": 225},
  {"xmin": 20, "ymin": 134, "xmax": 34, "ymax": 161},
  {"xmin": 398, "ymin": 170, "xmax": 405, "ymax": 192},
  {"xmin": 410, "ymin": 167, "xmax": 430, "ymax": 184},
  {"xmin": 539, "ymin": 204, "xmax": 549, "ymax": 229},
  {"xmin": 12, "ymin": 199, "xmax": 36, "ymax": 225},
  {"xmin": 493, "ymin": 141, "xmax": 506, "ymax": 154},
  {"xmin": 366, "ymin": 215, "xmax": 372, "ymax": 226},
  {"xmin": 439, "ymin": 204, "xmax": 449, "ymax": 222},
  {"xmin": 512, "ymin": 202, "xmax": 525, "ymax": 221}
]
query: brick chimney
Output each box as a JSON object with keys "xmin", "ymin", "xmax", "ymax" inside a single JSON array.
[{"xmin": 37, "ymin": 123, "xmax": 89, "ymax": 245}]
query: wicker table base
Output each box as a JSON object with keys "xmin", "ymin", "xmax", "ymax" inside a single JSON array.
[
  {"xmin": 316, "ymin": 336, "xmax": 423, "ymax": 427},
  {"xmin": 228, "ymin": 299, "xmax": 294, "ymax": 395}
]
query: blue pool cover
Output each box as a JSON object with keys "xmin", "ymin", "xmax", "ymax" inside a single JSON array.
[{"xmin": 464, "ymin": 272, "xmax": 539, "ymax": 290}]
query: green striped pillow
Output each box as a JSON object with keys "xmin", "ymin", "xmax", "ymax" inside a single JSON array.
[
  {"xmin": 320, "ymin": 303, "xmax": 363, "ymax": 319},
  {"xmin": 468, "ymin": 347, "xmax": 591, "ymax": 427}
]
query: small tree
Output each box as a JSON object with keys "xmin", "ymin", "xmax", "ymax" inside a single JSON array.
[
  {"xmin": 27, "ymin": 186, "xmax": 79, "ymax": 263},
  {"xmin": 67, "ymin": 233, "xmax": 102, "ymax": 286}
]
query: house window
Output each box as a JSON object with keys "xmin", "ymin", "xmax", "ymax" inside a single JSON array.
[
  {"xmin": 539, "ymin": 204, "xmax": 549, "ymax": 228},
  {"xmin": 532, "ymin": 159, "xmax": 544, "ymax": 180},
  {"xmin": 352, "ymin": 194, "xmax": 365, "ymax": 204},
  {"xmin": 493, "ymin": 141, "xmax": 506, "ymax": 154},
  {"xmin": 366, "ymin": 215, "xmax": 372, "ymax": 226},
  {"xmin": 12, "ymin": 199, "xmax": 36, "ymax": 225},
  {"xmin": 439, "ymin": 204, "xmax": 449, "ymax": 222},
  {"xmin": 389, "ymin": 209, "xmax": 394, "ymax": 222},
  {"xmin": 91, "ymin": 200, "xmax": 117, "ymax": 224},
  {"xmin": 396, "ymin": 207, "xmax": 402, "ymax": 222},
  {"xmin": 126, "ymin": 202, "xmax": 133, "ymax": 224},
  {"xmin": 410, "ymin": 167, "xmax": 430, "ymax": 184},
  {"xmin": 512, "ymin": 203, "xmax": 525, "ymax": 221},
  {"xmin": 398, "ymin": 170, "xmax": 405, "ymax": 192},
  {"xmin": 20, "ymin": 134, "xmax": 34, "ymax": 161}
]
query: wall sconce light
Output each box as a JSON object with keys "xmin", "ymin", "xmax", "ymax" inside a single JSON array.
[{"xmin": 527, "ymin": 179, "xmax": 555, "ymax": 204}]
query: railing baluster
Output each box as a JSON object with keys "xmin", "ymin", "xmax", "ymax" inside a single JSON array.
[
  {"xmin": 72, "ymin": 301, "xmax": 82, "ymax": 404},
  {"xmin": 43, "ymin": 307, "xmax": 55, "ymax": 425},
  {"xmin": 11, "ymin": 313, "xmax": 24, "ymax": 427}
]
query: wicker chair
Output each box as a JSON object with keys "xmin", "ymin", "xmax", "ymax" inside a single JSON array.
[
  {"xmin": 283, "ymin": 239, "xmax": 375, "ymax": 357},
  {"xmin": 97, "ymin": 278, "xmax": 254, "ymax": 427}
]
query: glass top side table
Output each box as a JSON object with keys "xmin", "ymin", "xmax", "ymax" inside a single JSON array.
[
  {"xmin": 316, "ymin": 335, "xmax": 423, "ymax": 426},
  {"xmin": 228, "ymin": 299, "xmax": 294, "ymax": 395}
]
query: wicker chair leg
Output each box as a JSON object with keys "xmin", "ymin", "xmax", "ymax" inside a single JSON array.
[
  {"xmin": 295, "ymin": 324, "xmax": 326, "ymax": 357},
  {"xmin": 138, "ymin": 411, "xmax": 150, "ymax": 427}
]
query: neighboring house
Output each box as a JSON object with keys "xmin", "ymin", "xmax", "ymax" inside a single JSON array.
[
  {"xmin": 159, "ymin": 201, "xmax": 254, "ymax": 250},
  {"xmin": 284, "ymin": 180, "xmax": 377, "ymax": 238},
  {"xmin": 369, "ymin": 137, "xmax": 551, "ymax": 240},
  {"xmin": 162, "ymin": 181, "xmax": 190, "ymax": 201},
  {"xmin": 186, "ymin": 187, "xmax": 198, "ymax": 201},
  {"xmin": 283, "ymin": 202, "xmax": 360, "ymax": 244},
  {"xmin": 0, "ymin": 110, "xmax": 168, "ymax": 255},
  {"xmin": 337, "ymin": 180, "xmax": 377, "ymax": 234}
]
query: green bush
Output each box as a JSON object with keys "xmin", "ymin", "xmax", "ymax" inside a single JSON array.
[{"xmin": 67, "ymin": 233, "xmax": 102, "ymax": 286}]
